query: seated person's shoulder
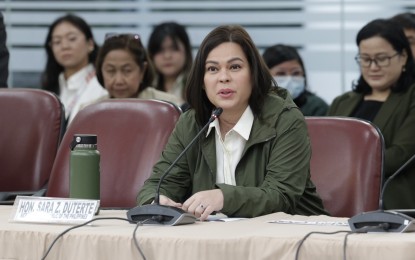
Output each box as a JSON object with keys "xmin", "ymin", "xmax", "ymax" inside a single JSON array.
[
  {"xmin": 305, "ymin": 91, "xmax": 327, "ymax": 104},
  {"xmin": 139, "ymin": 87, "xmax": 182, "ymax": 106},
  {"xmin": 266, "ymin": 87, "xmax": 300, "ymax": 113},
  {"xmin": 80, "ymin": 94, "xmax": 110, "ymax": 111},
  {"xmin": 262, "ymin": 88, "xmax": 305, "ymax": 128},
  {"xmin": 334, "ymin": 90, "xmax": 358, "ymax": 100}
]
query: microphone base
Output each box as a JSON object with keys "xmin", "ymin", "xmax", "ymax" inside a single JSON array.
[
  {"xmin": 126, "ymin": 204, "xmax": 197, "ymax": 226},
  {"xmin": 348, "ymin": 210, "xmax": 415, "ymax": 233}
]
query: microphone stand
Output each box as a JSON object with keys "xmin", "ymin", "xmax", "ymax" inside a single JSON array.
[
  {"xmin": 127, "ymin": 108, "xmax": 223, "ymax": 226},
  {"xmin": 348, "ymin": 153, "xmax": 415, "ymax": 232}
]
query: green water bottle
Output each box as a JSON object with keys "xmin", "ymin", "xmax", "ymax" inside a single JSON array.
[{"xmin": 69, "ymin": 134, "xmax": 100, "ymax": 201}]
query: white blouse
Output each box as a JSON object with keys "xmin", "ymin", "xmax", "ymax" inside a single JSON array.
[
  {"xmin": 59, "ymin": 64, "xmax": 108, "ymax": 123},
  {"xmin": 206, "ymin": 106, "xmax": 254, "ymax": 185}
]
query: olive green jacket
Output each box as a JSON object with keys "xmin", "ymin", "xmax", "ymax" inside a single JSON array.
[
  {"xmin": 327, "ymin": 84, "xmax": 415, "ymax": 209},
  {"xmin": 137, "ymin": 90, "xmax": 327, "ymax": 217}
]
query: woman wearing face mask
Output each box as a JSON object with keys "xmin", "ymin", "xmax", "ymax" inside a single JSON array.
[{"xmin": 262, "ymin": 44, "xmax": 328, "ymax": 116}]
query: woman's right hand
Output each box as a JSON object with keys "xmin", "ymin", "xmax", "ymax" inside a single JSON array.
[{"xmin": 158, "ymin": 195, "xmax": 182, "ymax": 208}]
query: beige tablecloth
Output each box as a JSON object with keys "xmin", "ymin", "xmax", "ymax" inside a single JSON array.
[{"xmin": 1, "ymin": 206, "xmax": 414, "ymax": 260}]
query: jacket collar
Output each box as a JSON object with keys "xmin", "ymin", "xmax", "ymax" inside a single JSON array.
[
  {"xmin": 201, "ymin": 88, "xmax": 297, "ymax": 177},
  {"xmin": 373, "ymin": 91, "xmax": 403, "ymax": 130},
  {"xmin": 341, "ymin": 91, "xmax": 403, "ymax": 131},
  {"xmin": 246, "ymin": 88, "xmax": 297, "ymax": 148},
  {"xmin": 337, "ymin": 92, "xmax": 362, "ymax": 116},
  {"xmin": 206, "ymin": 106, "xmax": 254, "ymax": 140}
]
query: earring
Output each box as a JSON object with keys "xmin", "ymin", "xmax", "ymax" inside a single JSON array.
[{"xmin": 403, "ymin": 66, "xmax": 406, "ymax": 72}]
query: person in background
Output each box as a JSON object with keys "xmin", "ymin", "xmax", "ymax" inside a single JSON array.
[
  {"xmin": 147, "ymin": 21, "xmax": 193, "ymax": 109},
  {"xmin": 41, "ymin": 14, "xmax": 108, "ymax": 123},
  {"xmin": 390, "ymin": 12, "xmax": 415, "ymax": 58},
  {"xmin": 137, "ymin": 25, "xmax": 327, "ymax": 220},
  {"xmin": 0, "ymin": 11, "xmax": 9, "ymax": 88},
  {"xmin": 327, "ymin": 19, "xmax": 415, "ymax": 210},
  {"xmin": 262, "ymin": 44, "xmax": 328, "ymax": 116},
  {"xmin": 94, "ymin": 33, "xmax": 180, "ymax": 105}
]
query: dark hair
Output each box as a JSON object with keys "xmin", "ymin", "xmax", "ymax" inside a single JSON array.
[
  {"xmin": 41, "ymin": 14, "xmax": 99, "ymax": 95},
  {"xmin": 95, "ymin": 34, "xmax": 155, "ymax": 94},
  {"xmin": 262, "ymin": 44, "xmax": 308, "ymax": 87},
  {"xmin": 186, "ymin": 25, "xmax": 273, "ymax": 125},
  {"xmin": 353, "ymin": 19, "xmax": 415, "ymax": 94},
  {"xmin": 147, "ymin": 22, "xmax": 193, "ymax": 93},
  {"xmin": 390, "ymin": 12, "xmax": 415, "ymax": 31}
]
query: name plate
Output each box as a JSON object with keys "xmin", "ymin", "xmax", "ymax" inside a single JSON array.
[{"xmin": 10, "ymin": 196, "xmax": 100, "ymax": 224}]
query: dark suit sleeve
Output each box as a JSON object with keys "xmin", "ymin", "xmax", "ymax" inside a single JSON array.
[{"xmin": 0, "ymin": 12, "xmax": 9, "ymax": 88}]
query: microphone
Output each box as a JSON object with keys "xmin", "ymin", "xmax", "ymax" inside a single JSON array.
[
  {"xmin": 127, "ymin": 107, "xmax": 223, "ymax": 226},
  {"xmin": 348, "ymin": 153, "xmax": 415, "ymax": 232}
]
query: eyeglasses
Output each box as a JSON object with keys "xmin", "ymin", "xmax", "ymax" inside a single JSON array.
[
  {"xmin": 104, "ymin": 33, "xmax": 141, "ymax": 42},
  {"xmin": 355, "ymin": 53, "xmax": 400, "ymax": 68}
]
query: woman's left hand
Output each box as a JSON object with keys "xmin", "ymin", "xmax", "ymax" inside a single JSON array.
[{"xmin": 182, "ymin": 189, "xmax": 224, "ymax": 221}]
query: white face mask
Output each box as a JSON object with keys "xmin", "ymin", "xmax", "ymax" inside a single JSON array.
[{"xmin": 273, "ymin": 76, "xmax": 305, "ymax": 99}]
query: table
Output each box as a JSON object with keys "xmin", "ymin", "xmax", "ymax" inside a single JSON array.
[{"xmin": 1, "ymin": 205, "xmax": 414, "ymax": 260}]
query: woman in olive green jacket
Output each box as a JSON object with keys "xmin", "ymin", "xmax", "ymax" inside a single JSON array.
[
  {"xmin": 137, "ymin": 25, "xmax": 327, "ymax": 219},
  {"xmin": 328, "ymin": 19, "xmax": 415, "ymax": 209}
]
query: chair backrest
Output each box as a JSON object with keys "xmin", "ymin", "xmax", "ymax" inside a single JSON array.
[
  {"xmin": 46, "ymin": 99, "xmax": 181, "ymax": 208},
  {"xmin": 305, "ymin": 116, "xmax": 384, "ymax": 217},
  {"xmin": 0, "ymin": 88, "xmax": 64, "ymax": 192}
]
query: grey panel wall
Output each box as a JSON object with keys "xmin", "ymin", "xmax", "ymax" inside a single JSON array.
[{"xmin": 1, "ymin": 0, "xmax": 414, "ymax": 103}]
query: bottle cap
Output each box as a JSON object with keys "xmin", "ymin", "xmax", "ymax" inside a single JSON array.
[{"xmin": 70, "ymin": 134, "xmax": 97, "ymax": 150}]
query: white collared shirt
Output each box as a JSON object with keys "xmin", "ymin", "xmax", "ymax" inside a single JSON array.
[
  {"xmin": 59, "ymin": 64, "xmax": 108, "ymax": 122},
  {"xmin": 206, "ymin": 106, "xmax": 254, "ymax": 185}
]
